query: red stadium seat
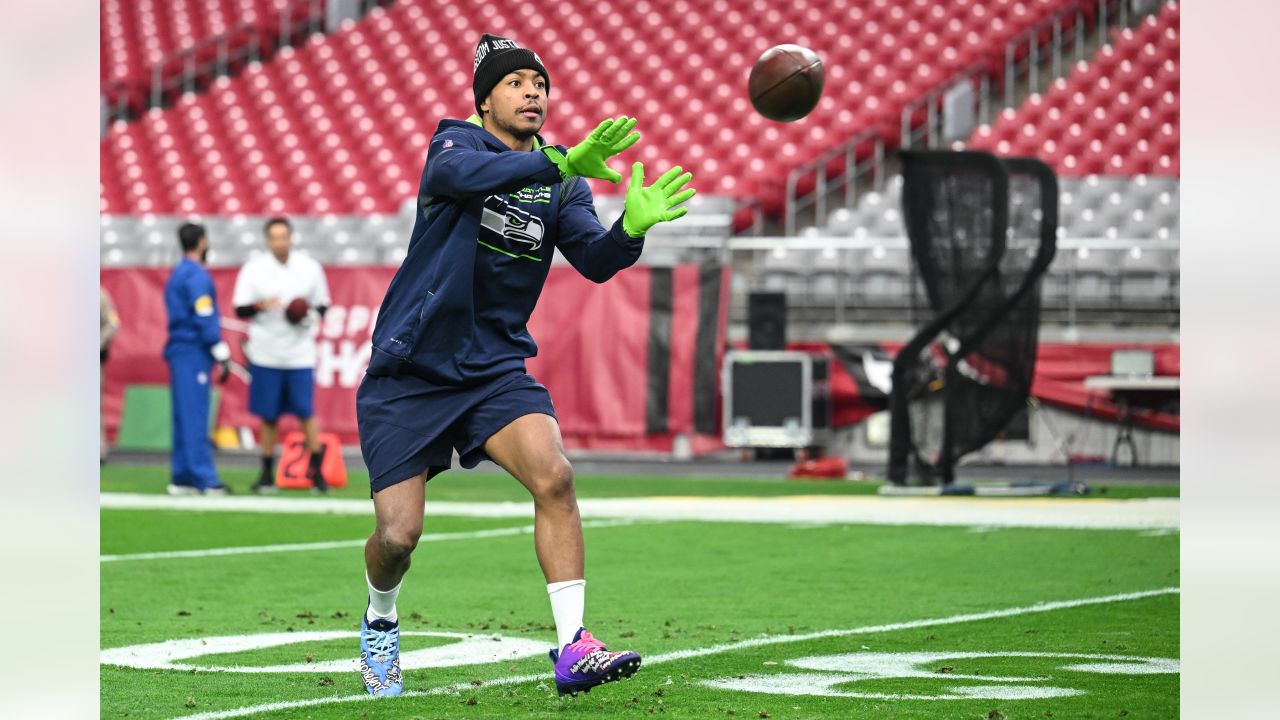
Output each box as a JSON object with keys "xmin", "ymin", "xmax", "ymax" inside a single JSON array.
[
  {"xmin": 103, "ymin": 0, "xmax": 1134, "ymax": 215},
  {"xmin": 102, "ymin": 0, "xmax": 338, "ymax": 116},
  {"xmin": 965, "ymin": 1, "xmax": 1178, "ymax": 177}
]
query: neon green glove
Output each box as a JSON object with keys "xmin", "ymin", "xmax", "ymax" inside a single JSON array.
[
  {"xmin": 541, "ymin": 117, "xmax": 640, "ymax": 183},
  {"xmin": 621, "ymin": 162, "xmax": 697, "ymax": 238}
]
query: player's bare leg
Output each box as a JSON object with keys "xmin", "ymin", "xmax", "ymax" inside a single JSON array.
[
  {"xmin": 365, "ymin": 475, "xmax": 426, "ymax": 592},
  {"xmin": 357, "ymin": 473, "xmax": 422, "ymax": 696},
  {"xmin": 484, "ymin": 413, "xmax": 641, "ymax": 694},
  {"xmin": 483, "ymin": 413, "xmax": 583, "ymax": 582}
]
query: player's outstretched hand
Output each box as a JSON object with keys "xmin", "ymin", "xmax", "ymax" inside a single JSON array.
[
  {"xmin": 542, "ymin": 117, "xmax": 641, "ymax": 184},
  {"xmin": 622, "ymin": 162, "xmax": 697, "ymax": 238}
]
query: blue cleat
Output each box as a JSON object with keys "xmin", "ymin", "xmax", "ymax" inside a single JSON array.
[{"xmin": 358, "ymin": 610, "xmax": 403, "ymax": 697}]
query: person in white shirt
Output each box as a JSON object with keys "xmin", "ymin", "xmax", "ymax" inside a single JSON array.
[{"xmin": 232, "ymin": 217, "xmax": 332, "ymax": 493}]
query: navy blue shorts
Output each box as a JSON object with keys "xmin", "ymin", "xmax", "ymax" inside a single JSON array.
[
  {"xmin": 248, "ymin": 365, "xmax": 315, "ymax": 421},
  {"xmin": 356, "ymin": 370, "xmax": 556, "ymax": 494}
]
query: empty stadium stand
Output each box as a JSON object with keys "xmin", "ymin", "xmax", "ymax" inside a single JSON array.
[
  {"xmin": 102, "ymin": 0, "xmax": 329, "ymax": 114},
  {"xmin": 99, "ymin": 0, "xmax": 1179, "ymax": 334},
  {"xmin": 735, "ymin": 237, "xmax": 1178, "ymax": 329},
  {"xmin": 825, "ymin": 172, "xmax": 1178, "ymax": 241},
  {"xmin": 102, "ymin": 0, "xmax": 291, "ymax": 87},
  {"xmin": 101, "ymin": 0, "xmax": 1114, "ymax": 217},
  {"xmin": 966, "ymin": 0, "xmax": 1178, "ymax": 176}
]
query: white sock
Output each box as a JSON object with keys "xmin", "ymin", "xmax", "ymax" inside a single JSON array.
[
  {"xmin": 366, "ymin": 571, "xmax": 401, "ymax": 623},
  {"xmin": 547, "ymin": 579, "xmax": 586, "ymax": 648}
]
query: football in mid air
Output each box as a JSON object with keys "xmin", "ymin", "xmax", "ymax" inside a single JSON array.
[{"xmin": 748, "ymin": 44, "xmax": 825, "ymax": 122}]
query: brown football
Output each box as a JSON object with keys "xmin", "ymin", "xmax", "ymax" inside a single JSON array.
[
  {"xmin": 748, "ymin": 44, "xmax": 825, "ymax": 122},
  {"xmin": 285, "ymin": 297, "xmax": 309, "ymax": 324}
]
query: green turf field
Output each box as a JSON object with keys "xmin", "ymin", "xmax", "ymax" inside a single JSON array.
[
  {"xmin": 101, "ymin": 463, "xmax": 1178, "ymax": 719},
  {"xmin": 99, "ymin": 464, "xmax": 1181, "ymax": 500}
]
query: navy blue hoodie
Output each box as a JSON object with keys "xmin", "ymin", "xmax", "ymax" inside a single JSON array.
[{"xmin": 367, "ymin": 116, "xmax": 645, "ymax": 386}]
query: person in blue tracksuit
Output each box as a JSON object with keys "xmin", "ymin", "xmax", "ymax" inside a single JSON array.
[
  {"xmin": 351, "ymin": 34, "xmax": 698, "ymax": 698},
  {"xmin": 163, "ymin": 222, "xmax": 232, "ymax": 495}
]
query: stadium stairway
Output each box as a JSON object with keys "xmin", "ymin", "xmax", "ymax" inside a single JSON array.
[
  {"xmin": 966, "ymin": 0, "xmax": 1179, "ymax": 177},
  {"xmin": 102, "ymin": 0, "xmax": 341, "ymax": 118}
]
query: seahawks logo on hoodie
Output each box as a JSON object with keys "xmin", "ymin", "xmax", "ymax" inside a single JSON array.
[{"xmin": 478, "ymin": 194, "xmax": 545, "ymax": 261}]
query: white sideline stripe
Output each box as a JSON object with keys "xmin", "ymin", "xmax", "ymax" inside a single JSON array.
[
  {"xmin": 102, "ymin": 492, "xmax": 1180, "ymax": 530},
  {"xmin": 100, "ymin": 520, "xmax": 639, "ymax": 563},
  {"xmin": 170, "ymin": 586, "xmax": 1179, "ymax": 720}
]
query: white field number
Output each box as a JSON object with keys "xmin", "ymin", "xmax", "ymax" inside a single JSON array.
[
  {"xmin": 701, "ymin": 650, "xmax": 1179, "ymax": 701},
  {"xmin": 100, "ymin": 631, "xmax": 548, "ymax": 674}
]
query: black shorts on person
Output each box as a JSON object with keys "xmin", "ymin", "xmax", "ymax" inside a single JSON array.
[{"xmin": 356, "ymin": 369, "xmax": 556, "ymax": 494}]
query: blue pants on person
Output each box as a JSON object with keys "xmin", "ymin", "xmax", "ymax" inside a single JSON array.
[
  {"xmin": 248, "ymin": 364, "xmax": 315, "ymax": 421},
  {"xmin": 167, "ymin": 347, "xmax": 219, "ymax": 490}
]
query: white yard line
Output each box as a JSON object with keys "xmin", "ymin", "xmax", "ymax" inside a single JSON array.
[
  {"xmin": 169, "ymin": 586, "xmax": 1179, "ymax": 720},
  {"xmin": 640, "ymin": 587, "xmax": 1179, "ymax": 664},
  {"xmin": 101, "ymin": 492, "xmax": 1179, "ymax": 530},
  {"xmin": 100, "ymin": 520, "xmax": 640, "ymax": 563}
]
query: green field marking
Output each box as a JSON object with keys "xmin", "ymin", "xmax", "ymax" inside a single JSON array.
[
  {"xmin": 123, "ymin": 590, "xmax": 1176, "ymax": 720},
  {"xmin": 102, "ymin": 522, "xmax": 1180, "ymax": 649},
  {"xmin": 102, "ymin": 504, "xmax": 1177, "ymax": 719},
  {"xmin": 680, "ymin": 592, "xmax": 1179, "ymax": 718}
]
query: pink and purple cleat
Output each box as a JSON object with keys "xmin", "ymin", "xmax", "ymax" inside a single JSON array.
[{"xmin": 549, "ymin": 627, "xmax": 642, "ymax": 697}]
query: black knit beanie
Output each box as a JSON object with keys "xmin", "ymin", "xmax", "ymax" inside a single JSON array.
[{"xmin": 472, "ymin": 33, "xmax": 551, "ymax": 115}]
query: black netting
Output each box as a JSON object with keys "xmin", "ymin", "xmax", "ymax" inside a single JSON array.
[{"xmin": 888, "ymin": 152, "xmax": 1058, "ymax": 485}]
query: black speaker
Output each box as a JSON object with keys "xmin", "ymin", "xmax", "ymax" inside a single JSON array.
[{"xmin": 748, "ymin": 292, "xmax": 787, "ymax": 350}]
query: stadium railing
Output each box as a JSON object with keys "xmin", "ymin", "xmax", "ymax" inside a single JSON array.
[
  {"xmin": 784, "ymin": 130, "xmax": 886, "ymax": 237},
  {"xmin": 102, "ymin": 0, "xmax": 395, "ymax": 123},
  {"xmin": 1002, "ymin": 0, "xmax": 1119, "ymax": 109},
  {"xmin": 783, "ymin": 0, "xmax": 1149, "ymax": 237},
  {"xmin": 897, "ymin": 63, "xmax": 992, "ymax": 153}
]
